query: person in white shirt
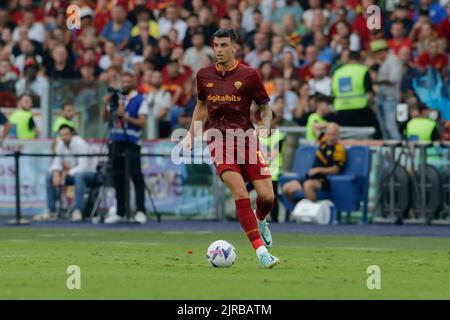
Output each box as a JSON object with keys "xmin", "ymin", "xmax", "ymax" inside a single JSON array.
[
  {"xmin": 158, "ymin": 4, "xmax": 187, "ymax": 43},
  {"xmin": 183, "ymin": 31, "xmax": 214, "ymax": 76},
  {"xmin": 33, "ymin": 125, "xmax": 99, "ymax": 222},
  {"xmin": 145, "ymin": 70, "xmax": 173, "ymax": 138},
  {"xmin": 308, "ymin": 62, "xmax": 332, "ymax": 96},
  {"xmin": 12, "ymin": 9, "xmax": 45, "ymax": 43}
]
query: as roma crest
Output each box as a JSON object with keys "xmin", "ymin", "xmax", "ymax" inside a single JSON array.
[{"xmin": 234, "ymin": 81, "xmax": 242, "ymax": 89}]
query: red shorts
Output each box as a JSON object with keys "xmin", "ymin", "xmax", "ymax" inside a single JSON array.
[{"xmin": 208, "ymin": 138, "xmax": 271, "ymax": 182}]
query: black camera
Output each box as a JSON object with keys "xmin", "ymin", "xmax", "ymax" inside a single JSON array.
[{"xmin": 107, "ymin": 86, "xmax": 121, "ymax": 112}]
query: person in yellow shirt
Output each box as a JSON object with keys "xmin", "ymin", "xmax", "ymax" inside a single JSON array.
[
  {"xmin": 130, "ymin": 6, "xmax": 160, "ymax": 40},
  {"xmin": 6, "ymin": 94, "xmax": 40, "ymax": 140}
]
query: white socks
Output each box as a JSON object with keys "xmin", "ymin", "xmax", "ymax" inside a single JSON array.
[{"xmin": 256, "ymin": 246, "xmax": 268, "ymax": 257}]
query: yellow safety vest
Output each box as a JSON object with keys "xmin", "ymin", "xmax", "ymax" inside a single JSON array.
[
  {"xmin": 332, "ymin": 64, "xmax": 369, "ymax": 111},
  {"xmin": 405, "ymin": 117, "xmax": 437, "ymax": 142},
  {"xmin": 259, "ymin": 130, "xmax": 285, "ymax": 181},
  {"xmin": 9, "ymin": 109, "xmax": 36, "ymax": 140}
]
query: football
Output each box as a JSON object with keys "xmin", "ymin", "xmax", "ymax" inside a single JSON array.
[{"xmin": 206, "ymin": 240, "xmax": 237, "ymax": 268}]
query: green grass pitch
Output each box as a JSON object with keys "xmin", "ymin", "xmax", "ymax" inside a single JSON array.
[{"xmin": 1, "ymin": 228, "xmax": 450, "ymax": 299}]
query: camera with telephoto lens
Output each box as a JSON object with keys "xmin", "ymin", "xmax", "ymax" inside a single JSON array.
[{"xmin": 107, "ymin": 86, "xmax": 121, "ymax": 112}]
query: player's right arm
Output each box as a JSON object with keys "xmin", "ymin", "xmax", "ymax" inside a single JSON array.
[{"xmin": 182, "ymin": 99, "xmax": 207, "ymax": 152}]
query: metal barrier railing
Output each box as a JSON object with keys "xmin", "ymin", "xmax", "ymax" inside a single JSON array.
[{"xmin": 0, "ymin": 151, "xmax": 220, "ymax": 225}]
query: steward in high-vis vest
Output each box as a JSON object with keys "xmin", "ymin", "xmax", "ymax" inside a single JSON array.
[
  {"xmin": 405, "ymin": 105, "xmax": 440, "ymax": 160},
  {"xmin": 7, "ymin": 95, "xmax": 40, "ymax": 140},
  {"xmin": 305, "ymin": 95, "xmax": 332, "ymax": 142},
  {"xmin": 405, "ymin": 105, "xmax": 440, "ymax": 142},
  {"xmin": 52, "ymin": 103, "xmax": 76, "ymax": 136},
  {"xmin": 257, "ymin": 112, "xmax": 286, "ymax": 223},
  {"xmin": 331, "ymin": 51, "xmax": 382, "ymax": 139}
]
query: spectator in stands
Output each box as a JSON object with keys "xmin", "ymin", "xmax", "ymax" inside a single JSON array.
[
  {"xmin": 372, "ymin": 39, "xmax": 403, "ymax": 140},
  {"xmin": 387, "ymin": 20, "xmax": 413, "ymax": 56},
  {"xmin": 293, "ymin": 81, "xmax": 314, "ymax": 126},
  {"xmin": 244, "ymin": 9, "xmax": 264, "ymax": 50},
  {"xmin": 162, "ymin": 58, "xmax": 191, "ymax": 108},
  {"xmin": 15, "ymin": 58, "xmax": 48, "ymax": 108},
  {"xmin": 306, "ymin": 95, "xmax": 331, "ymax": 142},
  {"xmin": 282, "ymin": 123, "xmax": 346, "ymax": 202},
  {"xmin": 158, "ymin": 4, "xmax": 187, "ymax": 44},
  {"xmin": 33, "ymin": 125, "xmax": 99, "ymax": 222},
  {"xmin": 330, "ymin": 21, "xmax": 360, "ymax": 54},
  {"xmin": 183, "ymin": 13, "xmax": 203, "ymax": 50},
  {"xmin": 99, "ymin": 40, "xmax": 117, "ymax": 71},
  {"xmin": 413, "ymin": 0, "xmax": 447, "ymax": 26},
  {"xmin": 183, "ymin": 31, "xmax": 214, "ymax": 76},
  {"xmin": 415, "ymin": 38, "xmax": 448, "ymax": 74},
  {"xmin": 130, "ymin": 5, "xmax": 160, "ymax": 40},
  {"xmin": 299, "ymin": 45, "xmax": 319, "ymax": 81},
  {"xmin": 270, "ymin": 77, "xmax": 298, "ymax": 122},
  {"xmin": 0, "ymin": 6, "xmax": 16, "ymax": 34},
  {"xmin": 46, "ymin": 44, "xmax": 78, "ymax": 79},
  {"xmin": 278, "ymin": 51, "xmax": 300, "ymax": 82},
  {"xmin": 6, "ymin": 94, "xmax": 39, "ymax": 139},
  {"xmin": 153, "ymin": 35, "xmax": 172, "ymax": 71},
  {"xmin": 52, "ymin": 103, "xmax": 76, "ymax": 136},
  {"xmin": 11, "ymin": 8, "xmax": 45, "ymax": 43},
  {"xmin": 13, "ymin": 38, "xmax": 42, "ymax": 74},
  {"xmin": 245, "ymin": 32, "xmax": 269, "ymax": 69},
  {"xmin": 308, "ymin": 61, "xmax": 332, "ymax": 97},
  {"xmin": 100, "ymin": 3, "xmax": 132, "ymax": 50},
  {"xmin": 145, "ymin": 70, "xmax": 173, "ymax": 138},
  {"xmin": 314, "ymin": 32, "xmax": 337, "ymax": 66},
  {"xmin": 0, "ymin": 58, "xmax": 17, "ymax": 93},
  {"xmin": 258, "ymin": 60, "xmax": 276, "ymax": 97},
  {"xmin": 272, "ymin": 0, "xmax": 303, "ymax": 25},
  {"xmin": 303, "ymin": 0, "xmax": 330, "ymax": 30},
  {"xmin": 384, "ymin": 2, "xmax": 414, "ymax": 38},
  {"xmin": 128, "ymin": 18, "xmax": 158, "ymax": 56},
  {"xmin": 198, "ymin": 6, "xmax": 218, "ymax": 45}
]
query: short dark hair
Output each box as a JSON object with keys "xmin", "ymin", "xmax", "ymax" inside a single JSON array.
[
  {"xmin": 349, "ymin": 50, "xmax": 360, "ymax": 61},
  {"xmin": 213, "ymin": 28, "xmax": 238, "ymax": 43},
  {"xmin": 58, "ymin": 124, "xmax": 75, "ymax": 134},
  {"xmin": 315, "ymin": 94, "xmax": 331, "ymax": 105}
]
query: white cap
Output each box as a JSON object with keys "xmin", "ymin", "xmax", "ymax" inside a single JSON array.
[{"xmin": 80, "ymin": 7, "xmax": 94, "ymax": 18}]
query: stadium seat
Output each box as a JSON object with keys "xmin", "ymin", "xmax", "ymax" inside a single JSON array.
[
  {"xmin": 279, "ymin": 145, "xmax": 332, "ymax": 222},
  {"xmin": 328, "ymin": 146, "xmax": 371, "ymax": 224},
  {"xmin": 280, "ymin": 145, "xmax": 371, "ymax": 224}
]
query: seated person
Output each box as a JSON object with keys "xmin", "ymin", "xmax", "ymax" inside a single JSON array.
[
  {"xmin": 282, "ymin": 123, "xmax": 346, "ymax": 202},
  {"xmin": 33, "ymin": 125, "xmax": 99, "ymax": 222}
]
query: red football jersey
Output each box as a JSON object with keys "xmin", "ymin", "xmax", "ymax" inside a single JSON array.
[{"xmin": 196, "ymin": 61, "xmax": 270, "ymax": 133}]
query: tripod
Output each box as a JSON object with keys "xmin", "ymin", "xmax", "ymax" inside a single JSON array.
[
  {"xmin": 372, "ymin": 140, "xmax": 428, "ymax": 224},
  {"xmin": 90, "ymin": 95, "xmax": 160, "ymax": 223}
]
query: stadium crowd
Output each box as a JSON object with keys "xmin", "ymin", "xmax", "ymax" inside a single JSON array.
[{"xmin": 0, "ymin": 0, "xmax": 449, "ymax": 141}]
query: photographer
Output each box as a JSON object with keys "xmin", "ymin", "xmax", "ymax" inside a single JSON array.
[{"xmin": 102, "ymin": 72, "xmax": 148, "ymax": 224}]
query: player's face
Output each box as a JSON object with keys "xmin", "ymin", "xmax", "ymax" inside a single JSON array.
[{"xmin": 213, "ymin": 37, "xmax": 236, "ymax": 65}]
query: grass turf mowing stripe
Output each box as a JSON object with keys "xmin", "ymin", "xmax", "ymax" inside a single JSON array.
[{"xmin": 0, "ymin": 228, "xmax": 449, "ymax": 299}]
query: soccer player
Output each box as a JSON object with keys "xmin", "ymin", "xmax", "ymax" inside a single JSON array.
[{"xmin": 182, "ymin": 29, "xmax": 279, "ymax": 268}]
